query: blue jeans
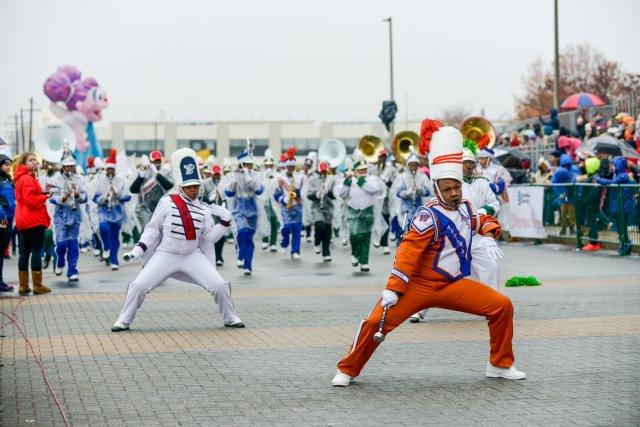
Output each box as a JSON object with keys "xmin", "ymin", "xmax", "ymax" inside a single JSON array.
[
  {"xmin": 237, "ymin": 228, "xmax": 255, "ymax": 270},
  {"xmin": 281, "ymin": 222, "xmax": 301, "ymax": 254},
  {"xmin": 99, "ymin": 221, "xmax": 121, "ymax": 266}
]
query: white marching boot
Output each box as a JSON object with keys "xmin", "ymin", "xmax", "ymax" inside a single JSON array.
[
  {"xmin": 485, "ymin": 362, "xmax": 527, "ymax": 380},
  {"xmin": 331, "ymin": 371, "xmax": 352, "ymax": 387},
  {"xmin": 111, "ymin": 320, "xmax": 130, "ymax": 332}
]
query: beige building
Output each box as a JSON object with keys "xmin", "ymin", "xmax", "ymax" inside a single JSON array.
[{"xmin": 94, "ymin": 120, "xmax": 424, "ymax": 161}]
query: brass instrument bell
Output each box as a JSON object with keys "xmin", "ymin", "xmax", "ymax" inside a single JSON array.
[{"xmin": 391, "ymin": 131, "xmax": 420, "ymax": 164}]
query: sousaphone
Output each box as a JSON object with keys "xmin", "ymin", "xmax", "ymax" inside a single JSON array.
[
  {"xmin": 34, "ymin": 122, "xmax": 77, "ymax": 163},
  {"xmin": 318, "ymin": 138, "xmax": 346, "ymax": 168},
  {"xmin": 391, "ymin": 131, "xmax": 419, "ymax": 164},
  {"xmin": 357, "ymin": 135, "xmax": 385, "ymax": 163}
]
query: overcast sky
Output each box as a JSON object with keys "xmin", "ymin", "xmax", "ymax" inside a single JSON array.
[{"xmin": 1, "ymin": 0, "xmax": 639, "ymax": 137}]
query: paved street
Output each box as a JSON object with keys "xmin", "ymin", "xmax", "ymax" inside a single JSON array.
[{"xmin": 1, "ymin": 240, "xmax": 639, "ymax": 426}]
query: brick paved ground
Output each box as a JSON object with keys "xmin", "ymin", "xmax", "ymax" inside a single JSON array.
[{"xmin": 1, "ymin": 241, "xmax": 639, "ymax": 426}]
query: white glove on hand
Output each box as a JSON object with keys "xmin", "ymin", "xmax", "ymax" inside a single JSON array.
[
  {"xmin": 477, "ymin": 208, "xmax": 488, "ymax": 216},
  {"xmin": 123, "ymin": 245, "xmax": 144, "ymax": 262},
  {"xmin": 381, "ymin": 289, "xmax": 399, "ymax": 308},
  {"xmin": 480, "ymin": 236, "xmax": 504, "ymax": 261},
  {"xmin": 209, "ymin": 203, "xmax": 233, "ymax": 224}
]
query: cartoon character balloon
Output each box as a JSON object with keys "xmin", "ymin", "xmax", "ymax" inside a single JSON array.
[{"xmin": 43, "ymin": 65, "xmax": 108, "ymax": 168}]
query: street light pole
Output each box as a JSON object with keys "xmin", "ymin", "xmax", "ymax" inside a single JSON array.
[
  {"xmin": 553, "ymin": 0, "xmax": 560, "ymax": 109},
  {"xmin": 383, "ymin": 17, "xmax": 395, "ymax": 137}
]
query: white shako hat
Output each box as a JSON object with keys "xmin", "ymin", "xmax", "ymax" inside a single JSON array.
[
  {"xmin": 462, "ymin": 147, "xmax": 476, "ymax": 163},
  {"xmin": 427, "ymin": 126, "xmax": 463, "ymax": 183},
  {"xmin": 171, "ymin": 148, "xmax": 202, "ymax": 187}
]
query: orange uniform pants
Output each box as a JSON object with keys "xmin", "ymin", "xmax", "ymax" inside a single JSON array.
[{"xmin": 337, "ymin": 277, "xmax": 514, "ymax": 378}]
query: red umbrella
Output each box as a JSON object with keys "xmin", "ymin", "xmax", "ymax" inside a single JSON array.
[{"xmin": 561, "ymin": 92, "xmax": 605, "ymax": 109}]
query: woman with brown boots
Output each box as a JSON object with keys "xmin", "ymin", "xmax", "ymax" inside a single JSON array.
[{"xmin": 14, "ymin": 152, "xmax": 52, "ymax": 294}]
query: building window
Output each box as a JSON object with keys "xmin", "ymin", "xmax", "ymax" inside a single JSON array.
[
  {"xmin": 229, "ymin": 139, "xmax": 268, "ymax": 156},
  {"xmin": 177, "ymin": 139, "xmax": 217, "ymax": 155},
  {"xmin": 124, "ymin": 140, "xmax": 165, "ymax": 157},
  {"xmin": 341, "ymin": 138, "xmax": 359, "ymax": 151},
  {"xmin": 281, "ymin": 138, "xmax": 321, "ymax": 156},
  {"xmin": 100, "ymin": 140, "xmax": 112, "ymax": 158}
]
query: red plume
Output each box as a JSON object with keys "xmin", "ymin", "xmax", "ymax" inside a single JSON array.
[
  {"xmin": 87, "ymin": 156, "xmax": 95, "ymax": 168},
  {"xmin": 279, "ymin": 153, "xmax": 287, "ymax": 162},
  {"xmin": 286, "ymin": 147, "xmax": 297, "ymax": 160},
  {"xmin": 107, "ymin": 149, "xmax": 117, "ymax": 163},
  {"xmin": 477, "ymin": 134, "xmax": 491, "ymax": 150},
  {"xmin": 419, "ymin": 119, "xmax": 444, "ymax": 155}
]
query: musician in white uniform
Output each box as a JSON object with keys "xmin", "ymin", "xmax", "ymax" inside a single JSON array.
[
  {"xmin": 395, "ymin": 152, "xmax": 431, "ymax": 230},
  {"xmin": 111, "ymin": 148, "xmax": 244, "ymax": 332},
  {"xmin": 49, "ymin": 152, "xmax": 87, "ymax": 281}
]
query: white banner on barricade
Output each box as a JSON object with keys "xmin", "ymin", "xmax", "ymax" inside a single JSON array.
[{"xmin": 506, "ymin": 186, "xmax": 547, "ymax": 239}]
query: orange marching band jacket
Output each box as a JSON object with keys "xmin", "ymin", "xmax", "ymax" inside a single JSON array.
[{"xmin": 386, "ymin": 198, "xmax": 501, "ymax": 294}]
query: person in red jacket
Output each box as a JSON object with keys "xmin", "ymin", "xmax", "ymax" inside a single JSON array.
[{"xmin": 14, "ymin": 152, "xmax": 52, "ymax": 294}]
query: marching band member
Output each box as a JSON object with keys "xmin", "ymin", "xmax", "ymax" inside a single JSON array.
[
  {"xmin": 224, "ymin": 150, "xmax": 264, "ymax": 275},
  {"xmin": 111, "ymin": 148, "xmax": 244, "ymax": 332},
  {"xmin": 302, "ymin": 153, "xmax": 316, "ymax": 243},
  {"xmin": 332, "ymin": 121, "xmax": 525, "ymax": 387},
  {"xmin": 409, "ymin": 141, "xmax": 502, "ymax": 323},
  {"xmin": 129, "ymin": 150, "xmax": 173, "ymax": 230},
  {"xmin": 49, "ymin": 152, "xmax": 87, "ymax": 281},
  {"xmin": 92, "ymin": 150, "xmax": 131, "ymax": 270},
  {"xmin": 335, "ymin": 160, "xmax": 378, "ymax": 272},
  {"xmin": 306, "ymin": 161, "xmax": 335, "ymax": 261},
  {"xmin": 274, "ymin": 148, "xmax": 304, "ymax": 260},
  {"xmin": 396, "ymin": 152, "xmax": 431, "ymax": 232},
  {"xmin": 260, "ymin": 152, "xmax": 280, "ymax": 252},
  {"xmin": 370, "ymin": 149, "xmax": 396, "ymax": 254},
  {"xmin": 202, "ymin": 164, "xmax": 226, "ymax": 266},
  {"xmin": 476, "ymin": 148, "xmax": 512, "ymax": 198}
]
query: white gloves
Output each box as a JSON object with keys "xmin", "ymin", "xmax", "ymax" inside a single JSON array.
[
  {"xmin": 381, "ymin": 289, "xmax": 399, "ymax": 308},
  {"xmin": 123, "ymin": 245, "xmax": 144, "ymax": 262},
  {"xmin": 480, "ymin": 236, "xmax": 504, "ymax": 261},
  {"xmin": 477, "ymin": 208, "xmax": 488, "ymax": 216},
  {"xmin": 139, "ymin": 155, "xmax": 151, "ymax": 168},
  {"xmin": 209, "ymin": 203, "xmax": 233, "ymax": 224},
  {"xmin": 160, "ymin": 162, "xmax": 172, "ymax": 175}
]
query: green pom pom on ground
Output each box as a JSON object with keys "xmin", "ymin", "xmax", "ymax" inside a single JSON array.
[{"xmin": 504, "ymin": 276, "xmax": 541, "ymax": 287}]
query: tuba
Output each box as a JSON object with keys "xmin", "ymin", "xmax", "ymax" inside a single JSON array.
[
  {"xmin": 459, "ymin": 117, "xmax": 496, "ymax": 149},
  {"xmin": 318, "ymin": 138, "xmax": 346, "ymax": 169},
  {"xmin": 34, "ymin": 122, "xmax": 77, "ymax": 164},
  {"xmin": 391, "ymin": 131, "xmax": 420, "ymax": 164},
  {"xmin": 357, "ymin": 135, "xmax": 385, "ymax": 163}
]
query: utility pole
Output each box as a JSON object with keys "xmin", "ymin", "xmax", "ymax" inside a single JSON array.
[
  {"xmin": 553, "ymin": 0, "xmax": 560, "ymax": 109},
  {"xmin": 383, "ymin": 17, "xmax": 395, "ymax": 137},
  {"xmin": 28, "ymin": 98, "xmax": 34, "ymax": 151},
  {"xmin": 14, "ymin": 114, "xmax": 20, "ymax": 154},
  {"xmin": 19, "ymin": 110, "xmax": 25, "ymax": 153}
]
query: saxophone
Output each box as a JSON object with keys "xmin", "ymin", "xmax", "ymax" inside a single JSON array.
[
  {"xmin": 286, "ymin": 185, "xmax": 297, "ymax": 209},
  {"xmin": 106, "ymin": 179, "xmax": 117, "ymax": 212}
]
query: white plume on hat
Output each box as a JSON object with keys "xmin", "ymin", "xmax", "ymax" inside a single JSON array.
[{"xmin": 428, "ymin": 126, "xmax": 463, "ymax": 183}]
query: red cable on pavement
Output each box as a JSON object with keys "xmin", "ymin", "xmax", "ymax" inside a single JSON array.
[{"xmin": 1, "ymin": 297, "xmax": 71, "ymax": 427}]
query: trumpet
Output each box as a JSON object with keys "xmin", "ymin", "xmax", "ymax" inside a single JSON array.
[
  {"xmin": 286, "ymin": 185, "xmax": 297, "ymax": 209},
  {"xmin": 318, "ymin": 174, "xmax": 328, "ymax": 209},
  {"xmin": 106, "ymin": 182, "xmax": 117, "ymax": 212}
]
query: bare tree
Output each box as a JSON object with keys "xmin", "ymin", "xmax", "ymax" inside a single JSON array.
[{"xmin": 514, "ymin": 43, "xmax": 636, "ymax": 119}]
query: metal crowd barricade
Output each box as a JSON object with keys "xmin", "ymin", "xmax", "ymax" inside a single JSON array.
[{"xmin": 524, "ymin": 183, "xmax": 640, "ymax": 255}]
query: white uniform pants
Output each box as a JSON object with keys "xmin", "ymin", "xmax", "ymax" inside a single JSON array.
[
  {"xmin": 118, "ymin": 250, "xmax": 240, "ymax": 325},
  {"xmin": 470, "ymin": 240, "xmax": 499, "ymax": 290}
]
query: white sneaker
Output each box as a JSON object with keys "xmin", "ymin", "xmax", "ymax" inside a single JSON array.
[
  {"xmin": 243, "ymin": 269, "xmax": 252, "ymax": 275},
  {"xmin": 360, "ymin": 264, "xmax": 370, "ymax": 272},
  {"xmin": 110, "ymin": 264, "xmax": 119, "ymax": 271},
  {"xmin": 216, "ymin": 260, "xmax": 224, "ymax": 266},
  {"xmin": 68, "ymin": 274, "xmax": 79, "ymax": 282},
  {"xmin": 93, "ymin": 249, "xmax": 101, "ymax": 257},
  {"xmin": 485, "ymin": 362, "xmax": 526, "ymax": 380},
  {"xmin": 292, "ymin": 253, "xmax": 301, "ymax": 260},
  {"xmin": 261, "ymin": 242, "xmax": 269, "ymax": 250},
  {"xmin": 409, "ymin": 313, "xmax": 421, "ymax": 323},
  {"xmin": 111, "ymin": 320, "xmax": 130, "ymax": 332},
  {"xmin": 280, "ymin": 247, "xmax": 287, "ymax": 255},
  {"xmin": 102, "ymin": 250, "xmax": 110, "ymax": 261},
  {"xmin": 80, "ymin": 247, "xmax": 89, "ymax": 253},
  {"xmin": 236, "ymin": 259, "xmax": 244, "ymax": 268},
  {"xmin": 383, "ymin": 247, "xmax": 390, "ymax": 255},
  {"xmin": 323, "ymin": 256, "xmax": 332, "ymax": 262},
  {"xmin": 224, "ymin": 319, "xmax": 245, "ymax": 328},
  {"xmin": 331, "ymin": 371, "xmax": 352, "ymax": 387},
  {"xmin": 351, "ymin": 256, "xmax": 359, "ymax": 267},
  {"xmin": 53, "ymin": 264, "xmax": 64, "ymax": 276},
  {"xmin": 373, "ymin": 241, "xmax": 380, "ymax": 248},
  {"xmin": 306, "ymin": 236, "xmax": 312, "ymax": 243},
  {"xmin": 314, "ymin": 246, "xmax": 321, "ymax": 254},
  {"xmin": 269, "ymin": 245, "xmax": 277, "ymax": 252}
]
